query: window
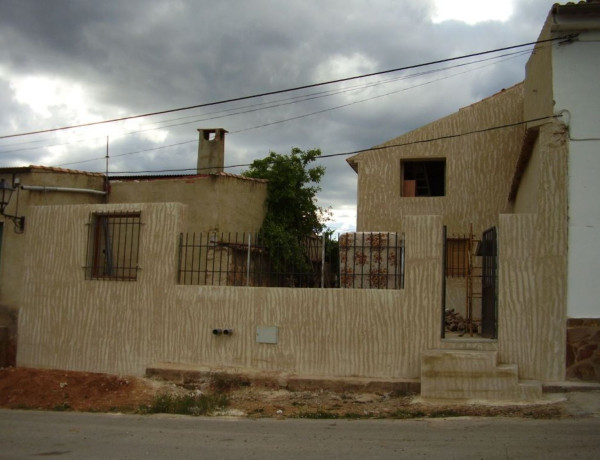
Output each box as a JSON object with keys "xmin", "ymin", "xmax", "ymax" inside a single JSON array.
[
  {"xmin": 445, "ymin": 238, "xmax": 469, "ymax": 277},
  {"xmin": 85, "ymin": 212, "xmax": 141, "ymax": 280},
  {"xmin": 401, "ymin": 159, "xmax": 445, "ymax": 196}
]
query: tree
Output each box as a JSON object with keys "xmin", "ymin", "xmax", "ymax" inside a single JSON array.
[{"xmin": 243, "ymin": 147, "xmax": 327, "ymax": 280}]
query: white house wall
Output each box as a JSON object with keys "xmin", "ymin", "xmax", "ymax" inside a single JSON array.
[{"xmin": 553, "ymin": 32, "xmax": 600, "ymax": 318}]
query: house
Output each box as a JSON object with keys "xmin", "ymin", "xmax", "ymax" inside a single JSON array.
[
  {"xmin": 347, "ymin": 0, "xmax": 600, "ymax": 392},
  {"xmin": 0, "ymin": 128, "xmax": 267, "ymax": 366},
  {"xmin": 2, "ymin": 2, "xmax": 597, "ymax": 401}
]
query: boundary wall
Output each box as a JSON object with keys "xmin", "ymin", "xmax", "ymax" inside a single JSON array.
[{"xmin": 18, "ymin": 203, "xmax": 442, "ymax": 378}]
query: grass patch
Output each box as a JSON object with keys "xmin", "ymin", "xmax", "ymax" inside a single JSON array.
[
  {"xmin": 53, "ymin": 403, "xmax": 71, "ymax": 411},
  {"xmin": 296, "ymin": 410, "xmax": 339, "ymax": 419},
  {"xmin": 210, "ymin": 373, "xmax": 248, "ymax": 393},
  {"xmin": 140, "ymin": 392, "xmax": 228, "ymax": 416},
  {"xmin": 389, "ymin": 409, "xmax": 426, "ymax": 419},
  {"xmin": 429, "ymin": 409, "xmax": 463, "ymax": 418}
]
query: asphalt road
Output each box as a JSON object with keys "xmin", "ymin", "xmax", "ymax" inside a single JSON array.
[{"xmin": 1, "ymin": 409, "xmax": 600, "ymax": 459}]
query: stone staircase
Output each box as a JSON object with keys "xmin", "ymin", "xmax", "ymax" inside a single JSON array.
[{"xmin": 421, "ymin": 349, "xmax": 542, "ymax": 402}]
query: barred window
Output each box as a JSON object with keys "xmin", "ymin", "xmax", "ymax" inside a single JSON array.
[{"xmin": 85, "ymin": 212, "xmax": 141, "ymax": 280}]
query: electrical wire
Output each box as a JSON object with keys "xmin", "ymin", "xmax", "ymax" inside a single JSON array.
[
  {"xmin": 0, "ymin": 45, "xmax": 538, "ymax": 156},
  {"xmin": 105, "ymin": 114, "xmax": 561, "ymax": 175},
  {"xmin": 0, "ymin": 34, "xmax": 575, "ymax": 140},
  {"xmin": 58, "ymin": 48, "xmax": 535, "ymax": 168}
]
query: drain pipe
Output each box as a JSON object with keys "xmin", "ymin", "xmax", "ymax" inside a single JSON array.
[{"xmin": 20, "ymin": 185, "xmax": 107, "ymax": 196}]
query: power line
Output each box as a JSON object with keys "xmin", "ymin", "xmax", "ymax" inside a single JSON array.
[
  {"xmin": 4, "ymin": 46, "xmax": 533, "ymax": 157},
  {"xmin": 59, "ymin": 48, "xmax": 535, "ymax": 168},
  {"xmin": 106, "ymin": 114, "xmax": 561, "ymax": 175},
  {"xmin": 231, "ymin": 49, "xmax": 532, "ymax": 135},
  {"xmin": 0, "ymin": 35, "xmax": 575, "ymax": 140}
]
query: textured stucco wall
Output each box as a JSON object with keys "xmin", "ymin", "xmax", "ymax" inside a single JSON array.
[
  {"xmin": 498, "ymin": 121, "xmax": 568, "ymax": 381},
  {"xmin": 0, "ymin": 170, "xmax": 105, "ymax": 308},
  {"xmin": 18, "ymin": 203, "xmax": 185, "ymax": 375},
  {"xmin": 523, "ymin": 4, "xmax": 600, "ymax": 320},
  {"xmin": 109, "ymin": 174, "xmax": 267, "ymax": 234},
  {"xmin": 18, "ymin": 204, "xmax": 442, "ymax": 379},
  {"xmin": 523, "ymin": 15, "xmax": 553, "ymax": 127},
  {"xmin": 350, "ymin": 83, "xmax": 525, "ymax": 236}
]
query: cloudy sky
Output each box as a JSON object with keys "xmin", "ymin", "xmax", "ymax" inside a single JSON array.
[{"xmin": 0, "ymin": 0, "xmax": 559, "ymax": 233}]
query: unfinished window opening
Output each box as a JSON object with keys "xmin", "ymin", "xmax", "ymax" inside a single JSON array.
[
  {"xmin": 401, "ymin": 159, "xmax": 445, "ymax": 197},
  {"xmin": 85, "ymin": 212, "xmax": 142, "ymax": 281},
  {"xmin": 446, "ymin": 238, "xmax": 469, "ymax": 277}
]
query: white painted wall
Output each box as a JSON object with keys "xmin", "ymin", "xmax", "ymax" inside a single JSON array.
[{"xmin": 553, "ymin": 32, "xmax": 600, "ymax": 317}]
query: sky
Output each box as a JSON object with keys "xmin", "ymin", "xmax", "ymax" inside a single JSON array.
[{"xmin": 0, "ymin": 0, "xmax": 560, "ymax": 233}]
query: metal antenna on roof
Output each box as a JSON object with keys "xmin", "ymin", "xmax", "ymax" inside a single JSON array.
[{"xmin": 105, "ymin": 136, "xmax": 109, "ymax": 203}]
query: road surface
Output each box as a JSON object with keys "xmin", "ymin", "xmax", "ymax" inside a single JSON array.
[{"xmin": 1, "ymin": 409, "xmax": 600, "ymax": 459}]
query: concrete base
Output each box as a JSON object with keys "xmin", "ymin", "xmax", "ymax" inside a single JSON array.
[
  {"xmin": 421, "ymin": 349, "xmax": 542, "ymax": 402},
  {"xmin": 146, "ymin": 362, "xmax": 420, "ymax": 394}
]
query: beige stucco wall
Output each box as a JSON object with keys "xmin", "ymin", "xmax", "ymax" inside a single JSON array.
[
  {"xmin": 18, "ymin": 204, "xmax": 442, "ymax": 379},
  {"xmin": 523, "ymin": 15, "xmax": 554, "ymax": 128},
  {"xmin": 0, "ymin": 169, "xmax": 105, "ymax": 307},
  {"xmin": 350, "ymin": 83, "xmax": 525, "ymax": 236},
  {"xmin": 18, "ymin": 202, "xmax": 186, "ymax": 375},
  {"xmin": 109, "ymin": 174, "xmax": 267, "ymax": 234},
  {"xmin": 16, "ymin": 196, "xmax": 569, "ymax": 382},
  {"xmin": 498, "ymin": 121, "xmax": 568, "ymax": 381}
]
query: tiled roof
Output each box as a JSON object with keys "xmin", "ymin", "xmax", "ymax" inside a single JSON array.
[
  {"xmin": 29, "ymin": 165, "xmax": 106, "ymax": 177},
  {"xmin": 0, "ymin": 165, "xmax": 105, "ymax": 177},
  {"xmin": 109, "ymin": 171, "xmax": 268, "ymax": 183}
]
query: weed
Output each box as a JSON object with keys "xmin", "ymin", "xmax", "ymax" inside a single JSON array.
[
  {"xmin": 390, "ymin": 409, "xmax": 426, "ymax": 419},
  {"xmin": 296, "ymin": 410, "xmax": 338, "ymax": 419},
  {"xmin": 53, "ymin": 403, "xmax": 71, "ymax": 411},
  {"xmin": 140, "ymin": 392, "xmax": 228, "ymax": 416},
  {"xmin": 210, "ymin": 373, "xmax": 247, "ymax": 393},
  {"xmin": 429, "ymin": 409, "xmax": 463, "ymax": 418}
]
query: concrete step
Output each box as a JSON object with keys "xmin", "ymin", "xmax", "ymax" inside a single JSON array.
[{"xmin": 421, "ymin": 349, "xmax": 542, "ymax": 402}]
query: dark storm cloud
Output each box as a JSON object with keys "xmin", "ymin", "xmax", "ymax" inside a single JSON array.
[{"xmin": 0, "ymin": 0, "xmax": 560, "ymax": 230}]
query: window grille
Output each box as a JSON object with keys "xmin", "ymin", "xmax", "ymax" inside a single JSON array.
[
  {"xmin": 85, "ymin": 212, "xmax": 142, "ymax": 281},
  {"xmin": 339, "ymin": 232, "xmax": 404, "ymax": 289}
]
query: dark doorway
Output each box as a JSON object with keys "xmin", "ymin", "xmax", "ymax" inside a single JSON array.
[{"xmin": 479, "ymin": 227, "xmax": 498, "ymax": 338}]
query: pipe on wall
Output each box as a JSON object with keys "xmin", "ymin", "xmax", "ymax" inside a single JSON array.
[{"xmin": 21, "ymin": 185, "xmax": 107, "ymax": 196}]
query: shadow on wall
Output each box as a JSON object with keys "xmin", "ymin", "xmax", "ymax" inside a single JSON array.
[{"xmin": 0, "ymin": 305, "xmax": 18, "ymax": 367}]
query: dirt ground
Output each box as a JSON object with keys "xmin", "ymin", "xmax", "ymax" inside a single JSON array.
[{"xmin": 0, "ymin": 367, "xmax": 568, "ymax": 419}]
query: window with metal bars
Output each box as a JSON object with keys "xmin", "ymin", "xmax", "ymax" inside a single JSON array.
[{"xmin": 85, "ymin": 212, "xmax": 141, "ymax": 280}]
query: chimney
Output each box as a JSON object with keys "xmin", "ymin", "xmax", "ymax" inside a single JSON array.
[{"xmin": 197, "ymin": 128, "xmax": 228, "ymax": 174}]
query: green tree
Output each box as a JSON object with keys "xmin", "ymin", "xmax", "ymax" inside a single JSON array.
[{"xmin": 243, "ymin": 147, "xmax": 327, "ymax": 279}]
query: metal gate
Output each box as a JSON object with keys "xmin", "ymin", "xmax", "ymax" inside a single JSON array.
[{"xmin": 480, "ymin": 227, "xmax": 498, "ymax": 338}]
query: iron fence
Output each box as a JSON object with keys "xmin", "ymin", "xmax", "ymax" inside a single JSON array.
[
  {"xmin": 177, "ymin": 231, "xmax": 405, "ymax": 289},
  {"xmin": 177, "ymin": 232, "xmax": 338, "ymax": 288}
]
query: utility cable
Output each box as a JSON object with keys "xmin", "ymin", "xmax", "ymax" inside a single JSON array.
[
  {"xmin": 58, "ymin": 49, "xmax": 534, "ymax": 168},
  {"xmin": 0, "ymin": 35, "xmax": 575, "ymax": 140},
  {"xmin": 106, "ymin": 114, "xmax": 561, "ymax": 175},
  {"xmin": 1, "ymin": 45, "xmax": 537, "ymax": 155}
]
